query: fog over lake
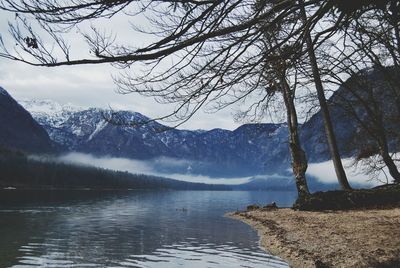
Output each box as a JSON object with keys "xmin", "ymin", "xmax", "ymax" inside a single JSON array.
[{"xmin": 35, "ymin": 152, "xmax": 381, "ymax": 187}]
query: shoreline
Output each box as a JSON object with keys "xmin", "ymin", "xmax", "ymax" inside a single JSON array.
[{"xmin": 229, "ymin": 208, "xmax": 400, "ymax": 268}]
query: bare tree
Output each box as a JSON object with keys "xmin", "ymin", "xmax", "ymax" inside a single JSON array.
[
  {"xmin": 319, "ymin": 5, "xmax": 400, "ymax": 183},
  {"xmin": 270, "ymin": 56, "xmax": 311, "ymax": 199},
  {"xmin": 298, "ymin": 0, "xmax": 352, "ymax": 190},
  {"xmin": 254, "ymin": 0, "xmax": 311, "ymax": 199},
  {"xmin": 0, "ymin": 0, "xmax": 393, "ymax": 190},
  {"xmin": 339, "ymin": 69, "xmax": 400, "ymax": 183}
]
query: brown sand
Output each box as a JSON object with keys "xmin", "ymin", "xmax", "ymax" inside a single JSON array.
[{"xmin": 229, "ymin": 208, "xmax": 400, "ymax": 268}]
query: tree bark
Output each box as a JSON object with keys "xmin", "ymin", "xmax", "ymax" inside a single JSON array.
[
  {"xmin": 379, "ymin": 144, "xmax": 400, "ymax": 183},
  {"xmin": 298, "ymin": 0, "xmax": 352, "ymax": 190},
  {"xmin": 382, "ymin": 153, "xmax": 400, "ymax": 183},
  {"xmin": 282, "ymin": 79, "xmax": 310, "ymax": 200}
]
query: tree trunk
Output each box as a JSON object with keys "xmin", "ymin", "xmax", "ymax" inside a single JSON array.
[
  {"xmin": 282, "ymin": 79, "xmax": 310, "ymax": 201},
  {"xmin": 298, "ymin": 0, "xmax": 352, "ymax": 190},
  {"xmin": 380, "ymin": 146, "xmax": 400, "ymax": 183}
]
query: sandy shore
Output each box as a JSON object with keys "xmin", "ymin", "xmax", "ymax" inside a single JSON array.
[{"xmin": 229, "ymin": 208, "xmax": 400, "ymax": 268}]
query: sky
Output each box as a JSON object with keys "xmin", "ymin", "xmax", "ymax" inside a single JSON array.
[
  {"xmin": 0, "ymin": 59, "xmax": 242, "ymax": 130},
  {"xmin": 0, "ymin": 6, "xmax": 247, "ymax": 131},
  {"xmin": 0, "ymin": 1, "xmax": 357, "ymax": 133},
  {"xmin": 0, "ymin": 3, "xmax": 334, "ymax": 131}
]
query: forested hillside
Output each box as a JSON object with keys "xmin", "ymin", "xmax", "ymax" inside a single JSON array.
[{"xmin": 0, "ymin": 148, "xmax": 228, "ymax": 190}]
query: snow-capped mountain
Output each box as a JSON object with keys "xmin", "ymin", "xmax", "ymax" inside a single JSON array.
[
  {"xmin": 17, "ymin": 67, "xmax": 400, "ymax": 177},
  {"xmin": 18, "ymin": 99, "xmax": 83, "ymax": 128},
  {"xmin": 19, "ymin": 99, "xmax": 290, "ymax": 176}
]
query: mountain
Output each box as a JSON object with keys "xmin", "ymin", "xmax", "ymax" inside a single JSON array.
[
  {"xmin": 300, "ymin": 104, "xmax": 356, "ymax": 162},
  {"xmin": 0, "ymin": 148, "xmax": 229, "ymax": 191},
  {"xmin": 301, "ymin": 67, "xmax": 400, "ymax": 161},
  {"xmin": 17, "ymin": 67, "xmax": 400, "ymax": 178},
  {"xmin": 19, "ymin": 99, "xmax": 290, "ymax": 177},
  {"xmin": 0, "ymin": 88, "xmax": 54, "ymax": 153}
]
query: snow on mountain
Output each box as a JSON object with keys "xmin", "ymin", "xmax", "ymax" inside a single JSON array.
[
  {"xmin": 87, "ymin": 119, "xmax": 108, "ymax": 141},
  {"xmin": 19, "ymin": 99, "xmax": 78, "ymax": 114},
  {"xmin": 6, "ymin": 67, "xmax": 400, "ymax": 183},
  {"xmin": 19, "ymin": 98, "xmax": 289, "ymax": 177},
  {"xmin": 19, "ymin": 99, "xmax": 83, "ymax": 128}
]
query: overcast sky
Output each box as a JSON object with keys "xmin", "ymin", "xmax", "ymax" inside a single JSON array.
[
  {"xmin": 0, "ymin": 7, "xmax": 251, "ymax": 131},
  {"xmin": 0, "ymin": 59, "xmax": 245, "ymax": 130}
]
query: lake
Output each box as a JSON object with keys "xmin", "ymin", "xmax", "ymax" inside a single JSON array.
[{"xmin": 0, "ymin": 190, "xmax": 297, "ymax": 267}]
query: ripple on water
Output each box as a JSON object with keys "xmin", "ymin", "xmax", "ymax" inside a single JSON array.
[
  {"xmin": 11, "ymin": 240, "xmax": 288, "ymax": 268},
  {"xmin": 2, "ymin": 190, "xmax": 295, "ymax": 268},
  {"xmin": 118, "ymin": 242, "xmax": 288, "ymax": 268}
]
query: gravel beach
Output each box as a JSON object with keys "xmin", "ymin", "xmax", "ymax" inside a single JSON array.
[{"xmin": 230, "ymin": 208, "xmax": 400, "ymax": 267}]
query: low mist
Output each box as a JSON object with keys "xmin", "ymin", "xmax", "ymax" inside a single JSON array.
[
  {"xmin": 306, "ymin": 158, "xmax": 393, "ymax": 187},
  {"xmin": 54, "ymin": 152, "xmax": 252, "ymax": 185},
  {"xmin": 30, "ymin": 152, "xmax": 392, "ymax": 187}
]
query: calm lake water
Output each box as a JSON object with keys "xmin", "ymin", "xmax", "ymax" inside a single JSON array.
[{"xmin": 0, "ymin": 190, "xmax": 297, "ymax": 268}]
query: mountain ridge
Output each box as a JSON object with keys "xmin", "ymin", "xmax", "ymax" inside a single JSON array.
[
  {"xmin": 9, "ymin": 67, "xmax": 400, "ymax": 178},
  {"xmin": 19, "ymin": 98, "xmax": 290, "ymax": 177},
  {"xmin": 0, "ymin": 87, "xmax": 54, "ymax": 153}
]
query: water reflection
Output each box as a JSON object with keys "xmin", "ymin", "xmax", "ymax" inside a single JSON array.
[{"xmin": 0, "ymin": 190, "xmax": 296, "ymax": 267}]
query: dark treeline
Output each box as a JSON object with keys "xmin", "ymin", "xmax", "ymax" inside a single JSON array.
[{"xmin": 0, "ymin": 148, "xmax": 229, "ymax": 190}]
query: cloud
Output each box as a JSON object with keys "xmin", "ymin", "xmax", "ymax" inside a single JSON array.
[
  {"xmin": 57, "ymin": 152, "xmax": 153, "ymax": 174},
  {"xmin": 306, "ymin": 158, "xmax": 392, "ymax": 187},
  {"xmin": 0, "ymin": 60, "xmax": 242, "ymax": 130},
  {"xmin": 0, "ymin": 9, "xmax": 242, "ymax": 131},
  {"xmin": 33, "ymin": 152, "xmax": 396, "ymax": 188},
  {"xmin": 41, "ymin": 152, "xmax": 252, "ymax": 185}
]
